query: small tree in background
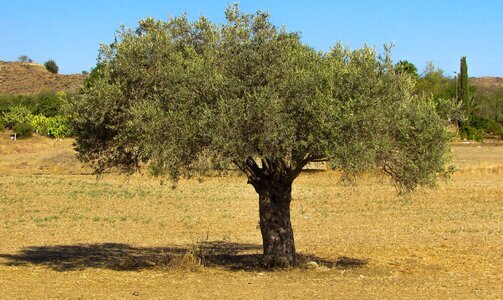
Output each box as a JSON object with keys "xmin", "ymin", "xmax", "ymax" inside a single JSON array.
[
  {"xmin": 18, "ymin": 55, "xmax": 32, "ymax": 63},
  {"xmin": 82, "ymin": 63, "xmax": 104, "ymax": 89},
  {"xmin": 68, "ymin": 5, "xmax": 453, "ymax": 267},
  {"xmin": 395, "ymin": 60, "xmax": 419, "ymax": 80},
  {"xmin": 44, "ymin": 59, "xmax": 59, "ymax": 74}
]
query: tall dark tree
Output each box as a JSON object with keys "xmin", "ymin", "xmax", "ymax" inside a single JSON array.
[
  {"xmin": 459, "ymin": 56, "xmax": 469, "ymax": 103},
  {"xmin": 68, "ymin": 5, "xmax": 453, "ymax": 267},
  {"xmin": 458, "ymin": 56, "xmax": 480, "ymax": 125}
]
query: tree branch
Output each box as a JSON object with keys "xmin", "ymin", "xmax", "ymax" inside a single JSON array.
[
  {"xmin": 233, "ymin": 157, "xmax": 264, "ymax": 184},
  {"xmin": 288, "ymin": 154, "xmax": 318, "ymax": 183}
]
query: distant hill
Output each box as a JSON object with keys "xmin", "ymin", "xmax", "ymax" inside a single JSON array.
[
  {"xmin": 470, "ymin": 77, "xmax": 503, "ymax": 96},
  {"xmin": 0, "ymin": 61, "xmax": 84, "ymax": 95}
]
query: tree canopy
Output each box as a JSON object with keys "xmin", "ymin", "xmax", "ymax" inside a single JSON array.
[
  {"xmin": 68, "ymin": 5, "xmax": 453, "ymax": 267},
  {"xmin": 395, "ymin": 60, "xmax": 419, "ymax": 80}
]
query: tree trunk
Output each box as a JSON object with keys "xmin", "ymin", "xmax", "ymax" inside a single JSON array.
[{"xmin": 255, "ymin": 178, "xmax": 296, "ymax": 267}]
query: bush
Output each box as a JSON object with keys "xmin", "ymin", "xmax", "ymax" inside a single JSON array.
[
  {"xmin": 31, "ymin": 115, "xmax": 48, "ymax": 133},
  {"xmin": 470, "ymin": 115, "xmax": 503, "ymax": 135},
  {"xmin": 45, "ymin": 116, "xmax": 72, "ymax": 138},
  {"xmin": 44, "ymin": 59, "xmax": 59, "ymax": 74},
  {"xmin": 0, "ymin": 92, "xmax": 69, "ymax": 117},
  {"xmin": 0, "ymin": 94, "xmax": 38, "ymax": 115},
  {"xmin": 2, "ymin": 105, "xmax": 33, "ymax": 128},
  {"xmin": 459, "ymin": 125, "xmax": 485, "ymax": 142},
  {"xmin": 31, "ymin": 115, "xmax": 72, "ymax": 138},
  {"xmin": 33, "ymin": 92, "xmax": 63, "ymax": 117},
  {"xmin": 13, "ymin": 122, "xmax": 34, "ymax": 138}
]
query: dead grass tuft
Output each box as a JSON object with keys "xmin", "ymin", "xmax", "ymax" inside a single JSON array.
[{"xmin": 164, "ymin": 252, "xmax": 202, "ymax": 271}]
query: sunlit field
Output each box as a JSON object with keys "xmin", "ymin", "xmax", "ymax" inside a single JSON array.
[{"xmin": 0, "ymin": 132, "xmax": 501, "ymax": 298}]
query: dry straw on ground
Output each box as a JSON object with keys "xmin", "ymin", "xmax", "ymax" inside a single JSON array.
[{"xmin": 0, "ymin": 132, "xmax": 502, "ymax": 298}]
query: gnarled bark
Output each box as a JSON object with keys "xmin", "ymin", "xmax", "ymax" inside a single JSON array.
[
  {"xmin": 255, "ymin": 178, "xmax": 295, "ymax": 267},
  {"xmin": 236, "ymin": 156, "xmax": 310, "ymax": 267}
]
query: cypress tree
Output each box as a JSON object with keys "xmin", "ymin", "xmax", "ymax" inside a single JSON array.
[{"xmin": 459, "ymin": 56, "xmax": 469, "ymax": 104}]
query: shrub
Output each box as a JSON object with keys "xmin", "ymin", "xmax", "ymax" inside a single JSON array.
[
  {"xmin": 13, "ymin": 122, "xmax": 34, "ymax": 138},
  {"xmin": 470, "ymin": 115, "xmax": 503, "ymax": 135},
  {"xmin": 31, "ymin": 115, "xmax": 48, "ymax": 133},
  {"xmin": 459, "ymin": 125, "xmax": 485, "ymax": 142},
  {"xmin": 2, "ymin": 105, "xmax": 33, "ymax": 128},
  {"xmin": 0, "ymin": 94, "xmax": 38, "ymax": 114},
  {"xmin": 0, "ymin": 92, "xmax": 70, "ymax": 117},
  {"xmin": 45, "ymin": 116, "xmax": 72, "ymax": 138},
  {"xmin": 44, "ymin": 59, "xmax": 59, "ymax": 74},
  {"xmin": 31, "ymin": 115, "xmax": 72, "ymax": 138},
  {"xmin": 33, "ymin": 92, "xmax": 63, "ymax": 117}
]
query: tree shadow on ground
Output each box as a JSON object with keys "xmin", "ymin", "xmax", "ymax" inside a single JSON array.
[{"xmin": 0, "ymin": 242, "xmax": 367, "ymax": 272}]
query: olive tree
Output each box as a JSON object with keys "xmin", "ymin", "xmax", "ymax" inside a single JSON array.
[{"xmin": 68, "ymin": 5, "xmax": 452, "ymax": 267}]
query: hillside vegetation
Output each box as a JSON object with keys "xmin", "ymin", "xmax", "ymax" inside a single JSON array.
[{"xmin": 0, "ymin": 61, "xmax": 84, "ymax": 95}]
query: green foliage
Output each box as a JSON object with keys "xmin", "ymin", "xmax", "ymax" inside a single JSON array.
[
  {"xmin": 459, "ymin": 125, "xmax": 485, "ymax": 142},
  {"xmin": 31, "ymin": 115, "xmax": 72, "ymax": 138},
  {"xmin": 415, "ymin": 62, "xmax": 455, "ymax": 99},
  {"xmin": 459, "ymin": 56, "xmax": 469, "ymax": 104},
  {"xmin": 469, "ymin": 115, "xmax": 503, "ymax": 135},
  {"xmin": 44, "ymin": 59, "xmax": 59, "ymax": 74},
  {"xmin": 68, "ymin": 5, "xmax": 452, "ymax": 192},
  {"xmin": 0, "ymin": 92, "xmax": 73, "ymax": 137},
  {"xmin": 33, "ymin": 92, "xmax": 63, "ymax": 117},
  {"xmin": 0, "ymin": 94, "xmax": 38, "ymax": 114},
  {"xmin": 477, "ymin": 88, "xmax": 503, "ymax": 124},
  {"xmin": 13, "ymin": 122, "xmax": 34, "ymax": 138},
  {"xmin": 459, "ymin": 115, "xmax": 503, "ymax": 141},
  {"xmin": 83, "ymin": 63, "xmax": 104, "ymax": 89},
  {"xmin": 2, "ymin": 105, "xmax": 33, "ymax": 129},
  {"xmin": 0, "ymin": 92, "xmax": 65, "ymax": 117},
  {"xmin": 30, "ymin": 114, "xmax": 47, "ymax": 132},
  {"xmin": 395, "ymin": 60, "xmax": 418, "ymax": 80}
]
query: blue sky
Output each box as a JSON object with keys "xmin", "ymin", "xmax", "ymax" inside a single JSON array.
[{"xmin": 1, "ymin": 0, "xmax": 502, "ymax": 77}]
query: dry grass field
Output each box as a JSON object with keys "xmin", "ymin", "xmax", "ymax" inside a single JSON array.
[{"xmin": 0, "ymin": 131, "xmax": 502, "ymax": 299}]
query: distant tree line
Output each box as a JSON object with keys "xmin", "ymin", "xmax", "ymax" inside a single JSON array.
[{"xmin": 395, "ymin": 58, "xmax": 502, "ymax": 141}]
